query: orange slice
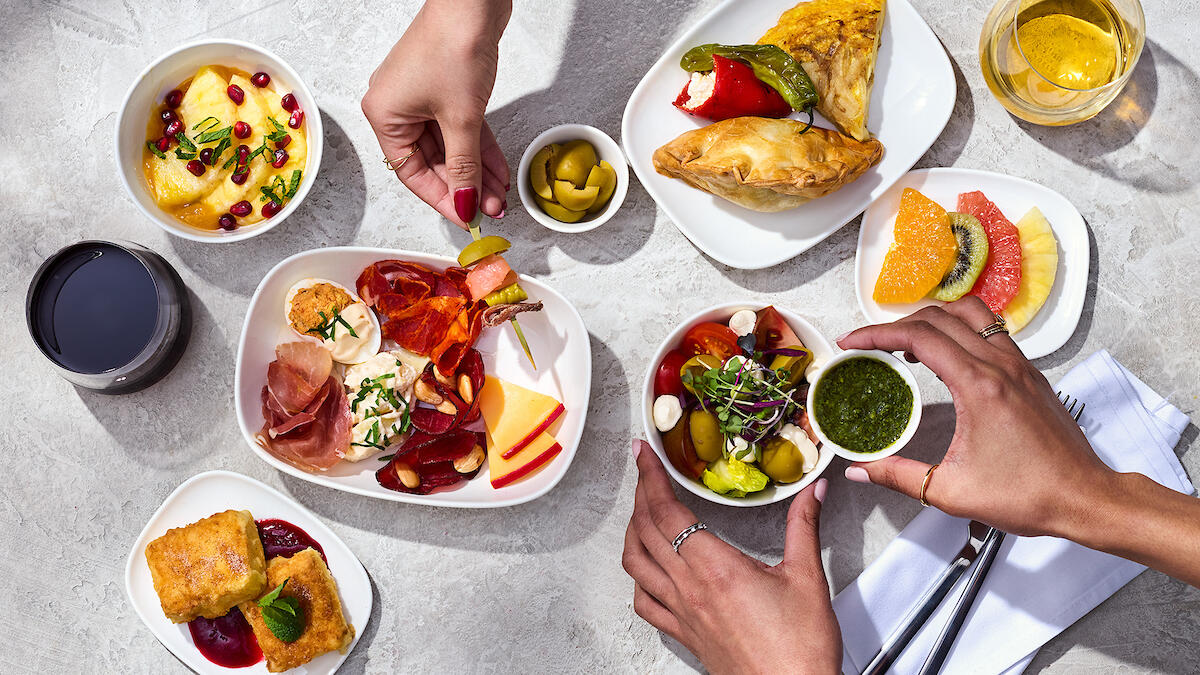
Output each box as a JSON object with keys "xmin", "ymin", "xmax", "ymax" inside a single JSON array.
[{"xmin": 873, "ymin": 188, "xmax": 958, "ymax": 304}]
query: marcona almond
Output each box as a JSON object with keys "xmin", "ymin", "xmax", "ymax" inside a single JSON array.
[
  {"xmin": 454, "ymin": 445, "xmax": 485, "ymax": 473},
  {"xmin": 394, "ymin": 462, "xmax": 420, "ymax": 489},
  {"xmin": 436, "ymin": 399, "xmax": 458, "ymax": 416},
  {"xmin": 457, "ymin": 374, "xmax": 474, "ymax": 405},
  {"xmin": 414, "ymin": 380, "xmax": 443, "ymax": 405},
  {"xmin": 434, "ymin": 367, "xmax": 455, "ymax": 388}
]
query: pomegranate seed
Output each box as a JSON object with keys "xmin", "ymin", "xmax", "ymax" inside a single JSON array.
[
  {"xmin": 229, "ymin": 200, "xmax": 252, "ymax": 217},
  {"xmin": 288, "ymin": 110, "xmax": 304, "ymax": 129},
  {"xmin": 218, "ymin": 214, "xmax": 237, "ymax": 231},
  {"xmin": 236, "ymin": 144, "xmax": 250, "ymax": 163},
  {"xmin": 186, "ymin": 160, "xmax": 205, "ymax": 176},
  {"xmin": 262, "ymin": 201, "xmax": 282, "ymax": 218},
  {"xmin": 271, "ymin": 149, "xmax": 289, "ymax": 168},
  {"xmin": 199, "ymin": 148, "xmax": 214, "ymax": 165},
  {"xmin": 233, "ymin": 121, "xmax": 251, "ymax": 139},
  {"xmin": 164, "ymin": 89, "xmax": 183, "ymax": 108},
  {"xmin": 164, "ymin": 120, "xmax": 183, "ymax": 136},
  {"xmin": 230, "ymin": 170, "xmax": 249, "ymax": 185},
  {"xmin": 155, "ymin": 136, "xmax": 172, "ymax": 152},
  {"xmin": 250, "ymin": 72, "xmax": 271, "ymax": 88},
  {"xmin": 160, "ymin": 109, "xmax": 177, "ymax": 124},
  {"xmin": 275, "ymin": 135, "xmax": 291, "ymax": 149},
  {"xmin": 280, "ymin": 93, "xmax": 297, "ymax": 112},
  {"xmin": 226, "ymin": 84, "xmax": 244, "ymax": 105}
]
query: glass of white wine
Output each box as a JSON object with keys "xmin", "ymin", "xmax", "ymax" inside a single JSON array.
[{"xmin": 979, "ymin": 0, "xmax": 1145, "ymax": 125}]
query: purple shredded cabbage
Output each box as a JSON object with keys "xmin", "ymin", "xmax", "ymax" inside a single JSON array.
[{"xmin": 760, "ymin": 347, "xmax": 809, "ymax": 357}]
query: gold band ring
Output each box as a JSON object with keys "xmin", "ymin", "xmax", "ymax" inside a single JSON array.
[
  {"xmin": 383, "ymin": 148, "xmax": 418, "ymax": 172},
  {"xmin": 920, "ymin": 463, "xmax": 939, "ymax": 507},
  {"xmin": 977, "ymin": 312, "xmax": 1009, "ymax": 340}
]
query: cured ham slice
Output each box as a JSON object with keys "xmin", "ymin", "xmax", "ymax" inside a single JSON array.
[
  {"xmin": 266, "ymin": 342, "xmax": 332, "ymax": 414},
  {"xmin": 258, "ymin": 342, "xmax": 351, "ymax": 472}
]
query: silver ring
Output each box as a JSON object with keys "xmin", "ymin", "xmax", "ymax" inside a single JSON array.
[
  {"xmin": 383, "ymin": 148, "xmax": 418, "ymax": 171},
  {"xmin": 977, "ymin": 313, "xmax": 1009, "ymax": 340},
  {"xmin": 672, "ymin": 522, "xmax": 708, "ymax": 553}
]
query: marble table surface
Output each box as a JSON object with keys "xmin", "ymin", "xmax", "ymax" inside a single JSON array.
[{"xmin": 2, "ymin": 0, "xmax": 1198, "ymax": 672}]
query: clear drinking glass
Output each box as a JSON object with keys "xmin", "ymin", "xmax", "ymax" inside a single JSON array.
[{"xmin": 979, "ymin": 0, "xmax": 1145, "ymax": 125}]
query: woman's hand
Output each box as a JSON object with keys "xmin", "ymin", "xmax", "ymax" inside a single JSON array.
[
  {"xmin": 622, "ymin": 440, "xmax": 842, "ymax": 675},
  {"xmin": 362, "ymin": 0, "xmax": 512, "ymax": 228},
  {"xmin": 837, "ymin": 296, "xmax": 1114, "ymax": 539}
]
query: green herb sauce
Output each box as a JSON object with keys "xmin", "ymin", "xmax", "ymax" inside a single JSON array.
[{"xmin": 813, "ymin": 357, "xmax": 912, "ymax": 452}]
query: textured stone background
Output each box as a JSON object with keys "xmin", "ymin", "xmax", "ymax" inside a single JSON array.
[{"xmin": 1, "ymin": 0, "xmax": 1198, "ymax": 672}]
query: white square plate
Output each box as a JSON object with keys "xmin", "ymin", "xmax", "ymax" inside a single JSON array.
[
  {"xmin": 855, "ymin": 168, "xmax": 1090, "ymax": 359},
  {"xmin": 124, "ymin": 470, "xmax": 371, "ymax": 674},
  {"xmin": 621, "ymin": 0, "xmax": 955, "ymax": 269},
  {"xmin": 234, "ymin": 247, "xmax": 591, "ymax": 507}
]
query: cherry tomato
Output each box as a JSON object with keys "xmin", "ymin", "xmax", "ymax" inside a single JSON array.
[
  {"xmin": 654, "ymin": 349, "xmax": 691, "ymax": 398},
  {"xmin": 682, "ymin": 322, "xmax": 740, "ymax": 361},
  {"xmin": 753, "ymin": 306, "xmax": 803, "ymax": 350},
  {"xmin": 662, "ymin": 407, "xmax": 706, "ymax": 478}
]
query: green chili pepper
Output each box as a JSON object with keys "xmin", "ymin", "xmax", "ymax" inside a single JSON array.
[{"xmin": 680, "ymin": 44, "xmax": 819, "ymax": 132}]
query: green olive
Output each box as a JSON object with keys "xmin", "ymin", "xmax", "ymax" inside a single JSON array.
[
  {"xmin": 760, "ymin": 437, "xmax": 806, "ymax": 483},
  {"xmin": 688, "ymin": 409, "xmax": 723, "ymax": 462},
  {"xmin": 768, "ymin": 347, "xmax": 813, "ymax": 389},
  {"xmin": 552, "ymin": 140, "xmax": 597, "ymax": 188},
  {"xmin": 680, "ymin": 354, "xmax": 723, "ymax": 394}
]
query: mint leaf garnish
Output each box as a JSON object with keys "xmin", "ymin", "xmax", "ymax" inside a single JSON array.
[{"xmin": 257, "ymin": 578, "xmax": 304, "ymax": 643}]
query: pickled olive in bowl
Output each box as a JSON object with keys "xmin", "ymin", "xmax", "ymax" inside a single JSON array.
[
  {"xmin": 552, "ymin": 140, "xmax": 597, "ymax": 187},
  {"xmin": 527, "ymin": 139, "xmax": 617, "ymax": 223},
  {"xmin": 760, "ymin": 437, "xmax": 805, "ymax": 483},
  {"xmin": 688, "ymin": 409, "xmax": 724, "ymax": 462}
]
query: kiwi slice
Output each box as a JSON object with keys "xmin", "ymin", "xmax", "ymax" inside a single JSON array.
[{"xmin": 930, "ymin": 213, "xmax": 989, "ymax": 302}]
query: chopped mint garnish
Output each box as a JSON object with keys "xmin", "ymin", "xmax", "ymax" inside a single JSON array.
[
  {"xmin": 146, "ymin": 140, "xmax": 166, "ymax": 160},
  {"xmin": 258, "ymin": 578, "xmax": 304, "ymax": 643}
]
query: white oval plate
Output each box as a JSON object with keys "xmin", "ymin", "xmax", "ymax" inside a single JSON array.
[
  {"xmin": 641, "ymin": 303, "xmax": 836, "ymax": 507},
  {"xmin": 621, "ymin": 0, "xmax": 955, "ymax": 269},
  {"xmin": 855, "ymin": 168, "xmax": 1090, "ymax": 359},
  {"xmin": 234, "ymin": 247, "xmax": 591, "ymax": 507},
  {"xmin": 124, "ymin": 470, "xmax": 370, "ymax": 675}
]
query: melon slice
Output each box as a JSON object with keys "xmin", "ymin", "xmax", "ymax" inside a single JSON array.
[
  {"xmin": 957, "ymin": 191, "xmax": 1022, "ymax": 313},
  {"xmin": 1003, "ymin": 207, "xmax": 1059, "ymax": 333}
]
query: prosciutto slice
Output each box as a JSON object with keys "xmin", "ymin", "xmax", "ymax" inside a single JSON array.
[
  {"xmin": 258, "ymin": 341, "xmax": 351, "ymax": 472},
  {"xmin": 266, "ymin": 342, "xmax": 332, "ymax": 414}
]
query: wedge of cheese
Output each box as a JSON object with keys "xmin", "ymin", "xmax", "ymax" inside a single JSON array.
[
  {"xmin": 487, "ymin": 430, "xmax": 563, "ymax": 488},
  {"xmin": 478, "ymin": 376, "xmax": 565, "ymax": 459}
]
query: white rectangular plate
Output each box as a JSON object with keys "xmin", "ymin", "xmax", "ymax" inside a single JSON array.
[
  {"xmin": 124, "ymin": 470, "xmax": 371, "ymax": 675},
  {"xmin": 234, "ymin": 247, "xmax": 591, "ymax": 507},
  {"xmin": 855, "ymin": 168, "xmax": 1090, "ymax": 359},
  {"xmin": 622, "ymin": 0, "xmax": 956, "ymax": 269}
]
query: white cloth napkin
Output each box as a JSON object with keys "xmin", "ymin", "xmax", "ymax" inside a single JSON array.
[{"xmin": 832, "ymin": 349, "xmax": 1194, "ymax": 675}]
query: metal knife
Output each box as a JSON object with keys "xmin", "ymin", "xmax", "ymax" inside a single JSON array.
[
  {"xmin": 861, "ymin": 520, "xmax": 991, "ymax": 675},
  {"xmin": 917, "ymin": 527, "xmax": 1006, "ymax": 675}
]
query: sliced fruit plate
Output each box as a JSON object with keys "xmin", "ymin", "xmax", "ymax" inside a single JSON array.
[
  {"xmin": 855, "ymin": 168, "xmax": 1089, "ymax": 359},
  {"xmin": 234, "ymin": 247, "xmax": 591, "ymax": 507}
]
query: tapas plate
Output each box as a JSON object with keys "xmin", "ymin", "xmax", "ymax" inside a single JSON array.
[
  {"xmin": 124, "ymin": 470, "xmax": 370, "ymax": 674},
  {"xmin": 234, "ymin": 247, "xmax": 591, "ymax": 507},
  {"xmin": 621, "ymin": 0, "xmax": 955, "ymax": 269},
  {"xmin": 855, "ymin": 168, "xmax": 1089, "ymax": 359}
]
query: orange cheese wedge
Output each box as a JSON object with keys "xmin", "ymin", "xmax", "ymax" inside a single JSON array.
[
  {"xmin": 487, "ymin": 429, "xmax": 563, "ymax": 488},
  {"xmin": 478, "ymin": 375, "xmax": 565, "ymax": 459}
]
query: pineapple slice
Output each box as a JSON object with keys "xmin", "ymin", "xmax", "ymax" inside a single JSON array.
[
  {"xmin": 201, "ymin": 74, "xmax": 273, "ymax": 223},
  {"xmin": 1003, "ymin": 207, "xmax": 1059, "ymax": 333}
]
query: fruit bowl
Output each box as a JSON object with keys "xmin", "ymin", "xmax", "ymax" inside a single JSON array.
[
  {"xmin": 517, "ymin": 124, "xmax": 629, "ymax": 234},
  {"xmin": 115, "ymin": 39, "xmax": 323, "ymax": 243},
  {"xmin": 641, "ymin": 302, "xmax": 836, "ymax": 507}
]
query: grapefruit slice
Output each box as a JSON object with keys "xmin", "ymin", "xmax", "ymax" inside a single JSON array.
[
  {"xmin": 873, "ymin": 188, "xmax": 958, "ymax": 304},
  {"xmin": 1003, "ymin": 207, "xmax": 1059, "ymax": 333},
  {"xmin": 957, "ymin": 191, "xmax": 1022, "ymax": 312}
]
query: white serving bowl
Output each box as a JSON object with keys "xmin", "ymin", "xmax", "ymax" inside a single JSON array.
[
  {"xmin": 641, "ymin": 302, "xmax": 836, "ymax": 507},
  {"xmin": 516, "ymin": 124, "xmax": 629, "ymax": 233},
  {"xmin": 115, "ymin": 39, "xmax": 323, "ymax": 243},
  {"xmin": 806, "ymin": 349, "xmax": 922, "ymax": 462}
]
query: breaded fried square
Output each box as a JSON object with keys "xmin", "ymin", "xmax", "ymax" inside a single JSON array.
[
  {"xmin": 240, "ymin": 548, "xmax": 355, "ymax": 672},
  {"xmin": 145, "ymin": 509, "xmax": 267, "ymax": 623}
]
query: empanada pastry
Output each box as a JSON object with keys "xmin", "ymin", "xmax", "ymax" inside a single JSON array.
[
  {"xmin": 652, "ymin": 117, "xmax": 884, "ymax": 212},
  {"xmin": 759, "ymin": 0, "xmax": 886, "ymax": 141}
]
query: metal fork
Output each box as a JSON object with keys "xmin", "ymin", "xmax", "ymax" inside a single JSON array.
[{"xmin": 915, "ymin": 392, "xmax": 1087, "ymax": 675}]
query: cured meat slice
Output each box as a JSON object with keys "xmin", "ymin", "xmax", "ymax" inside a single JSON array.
[
  {"xmin": 266, "ymin": 342, "xmax": 332, "ymax": 414},
  {"xmin": 259, "ymin": 376, "xmax": 351, "ymax": 472}
]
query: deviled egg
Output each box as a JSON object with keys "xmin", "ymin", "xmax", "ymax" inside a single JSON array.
[{"xmin": 284, "ymin": 278, "xmax": 381, "ymax": 365}]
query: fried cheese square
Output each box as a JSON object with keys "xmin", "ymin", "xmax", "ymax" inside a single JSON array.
[
  {"xmin": 240, "ymin": 548, "xmax": 354, "ymax": 672},
  {"xmin": 145, "ymin": 509, "xmax": 267, "ymax": 623}
]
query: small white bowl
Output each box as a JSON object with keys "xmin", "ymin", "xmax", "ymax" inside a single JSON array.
[
  {"xmin": 115, "ymin": 39, "xmax": 323, "ymax": 243},
  {"xmin": 517, "ymin": 124, "xmax": 629, "ymax": 233},
  {"xmin": 641, "ymin": 302, "xmax": 836, "ymax": 508},
  {"xmin": 806, "ymin": 349, "xmax": 922, "ymax": 462}
]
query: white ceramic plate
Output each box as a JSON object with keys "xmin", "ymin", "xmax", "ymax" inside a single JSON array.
[
  {"xmin": 641, "ymin": 303, "xmax": 836, "ymax": 507},
  {"xmin": 621, "ymin": 0, "xmax": 955, "ymax": 269},
  {"xmin": 234, "ymin": 247, "xmax": 591, "ymax": 507},
  {"xmin": 124, "ymin": 471, "xmax": 370, "ymax": 674},
  {"xmin": 855, "ymin": 168, "xmax": 1089, "ymax": 359}
]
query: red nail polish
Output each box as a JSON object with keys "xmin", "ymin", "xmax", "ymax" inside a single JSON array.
[{"xmin": 453, "ymin": 187, "xmax": 478, "ymax": 224}]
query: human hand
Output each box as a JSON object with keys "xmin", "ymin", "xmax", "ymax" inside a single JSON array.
[
  {"xmin": 622, "ymin": 440, "xmax": 842, "ymax": 675},
  {"xmin": 362, "ymin": 0, "xmax": 512, "ymax": 228},
  {"xmin": 837, "ymin": 296, "xmax": 1115, "ymax": 539}
]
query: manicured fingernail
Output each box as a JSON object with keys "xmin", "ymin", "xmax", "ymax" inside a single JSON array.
[
  {"xmin": 814, "ymin": 478, "xmax": 828, "ymax": 503},
  {"xmin": 453, "ymin": 187, "xmax": 478, "ymax": 224},
  {"xmin": 495, "ymin": 209, "xmax": 506, "ymax": 219},
  {"xmin": 632, "ymin": 439, "xmax": 643, "ymax": 459},
  {"xmin": 835, "ymin": 330, "xmax": 852, "ymax": 343},
  {"xmin": 845, "ymin": 466, "xmax": 870, "ymax": 483}
]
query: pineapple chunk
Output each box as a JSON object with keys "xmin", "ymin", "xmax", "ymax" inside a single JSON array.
[
  {"xmin": 1003, "ymin": 207, "xmax": 1059, "ymax": 333},
  {"xmin": 201, "ymin": 74, "xmax": 273, "ymax": 223},
  {"xmin": 148, "ymin": 66, "xmax": 232, "ymax": 206},
  {"xmin": 262, "ymin": 89, "xmax": 308, "ymax": 188}
]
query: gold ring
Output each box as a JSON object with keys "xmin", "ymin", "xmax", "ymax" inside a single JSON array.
[
  {"xmin": 920, "ymin": 463, "xmax": 939, "ymax": 507},
  {"xmin": 977, "ymin": 313, "xmax": 1009, "ymax": 340},
  {"xmin": 383, "ymin": 148, "xmax": 418, "ymax": 171}
]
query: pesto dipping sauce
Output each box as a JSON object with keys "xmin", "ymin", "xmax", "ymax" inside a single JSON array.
[{"xmin": 813, "ymin": 357, "xmax": 912, "ymax": 452}]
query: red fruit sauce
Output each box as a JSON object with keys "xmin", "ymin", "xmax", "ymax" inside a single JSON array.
[{"xmin": 187, "ymin": 519, "xmax": 323, "ymax": 667}]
